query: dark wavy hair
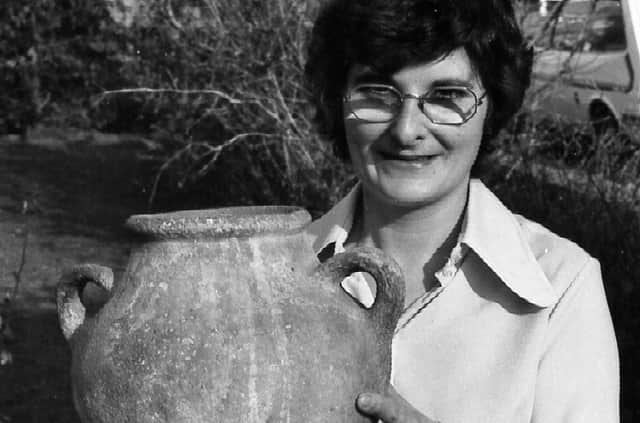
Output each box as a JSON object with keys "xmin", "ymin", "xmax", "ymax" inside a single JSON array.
[{"xmin": 304, "ymin": 0, "xmax": 533, "ymax": 162}]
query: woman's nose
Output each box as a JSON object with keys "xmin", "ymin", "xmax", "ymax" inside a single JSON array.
[{"xmin": 388, "ymin": 98, "xmax": 429, "ymax": 146}]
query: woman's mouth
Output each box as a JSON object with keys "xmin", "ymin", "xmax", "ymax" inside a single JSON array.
[{"xmin": 377, "ymin": 151, "xmax": 438, "ymax": 166}]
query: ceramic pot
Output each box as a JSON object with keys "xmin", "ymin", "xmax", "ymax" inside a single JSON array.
[{"xmin": 57, "ymin": 206, "xmax": 405, "ymax": 422}]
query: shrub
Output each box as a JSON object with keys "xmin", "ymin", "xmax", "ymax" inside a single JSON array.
[
  {"xmin": 0, "ymin": 1, "xmax": 126, "ymax": 133},
  {"xmin": 88, "ymin": 0, "xmax": 352, "ymax": 212},
  {"xmin": 1, "ymin": 0, "xmax": 352, "ymax": 211}
]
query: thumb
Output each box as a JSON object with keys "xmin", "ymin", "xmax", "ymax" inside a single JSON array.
[{"xmin": 356, "ymin": 392, "xmax": 402, "ymax": 422}]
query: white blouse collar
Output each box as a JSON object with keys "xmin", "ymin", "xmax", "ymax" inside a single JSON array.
[{"xmin": 306, "ymin": 179, "xmax": 557, "ymax": 307}]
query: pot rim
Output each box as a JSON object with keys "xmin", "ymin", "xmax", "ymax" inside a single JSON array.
[{"xmin": 125, "ymin": 206, "xmax": 311, "ymax": 239}]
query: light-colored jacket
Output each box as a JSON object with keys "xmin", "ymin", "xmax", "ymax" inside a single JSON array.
[{"xmin": 306, "ymin": 179, "xmax": 619, "ymax": 423}]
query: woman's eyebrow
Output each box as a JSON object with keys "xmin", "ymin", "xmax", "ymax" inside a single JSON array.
[
  {"xmin": 351, "ymin": 70, "xmax": 392, "ymax": 85},
  {"xmin": 350, "ymin": 70, "xmax": 477, "ymax": 89},
  {"xmin": 430, "ymin": 77, "xmax": 475, "ymax": 88}
]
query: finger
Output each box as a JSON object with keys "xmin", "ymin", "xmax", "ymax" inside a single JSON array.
[{"xmin": 356, "ymin": 392, "xmax": 401, "ymax": 422}]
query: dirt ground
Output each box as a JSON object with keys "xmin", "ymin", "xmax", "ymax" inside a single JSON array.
[{"xmin": 0, "ymin": 135, "xmax": 157, "ymax": 422}]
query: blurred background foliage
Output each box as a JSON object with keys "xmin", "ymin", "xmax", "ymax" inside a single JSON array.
[
  {"xmin": 0, "ymin": 0, "xmax": 638, "ymax": 420},
  {"xmin": 1, "ymin": 0, "xmax": 349, "ymax": 214}
]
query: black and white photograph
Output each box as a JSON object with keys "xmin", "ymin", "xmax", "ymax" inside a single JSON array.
[{"xmin": 0, "ymin": 0, "xmax": 637, "ymax": 421}]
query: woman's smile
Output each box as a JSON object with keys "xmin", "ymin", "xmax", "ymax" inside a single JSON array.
[{"xmin": 375, "ymin": 150, "xmax": 440, "ymax": 168}]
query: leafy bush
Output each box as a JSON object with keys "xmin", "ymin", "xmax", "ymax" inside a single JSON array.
[
  {"xmin": 1, "ymin": 0, "xmax": 351, "ymax": 211},
  {"xmin": 0, "ymin": 1, "xmax": 125, "ymax": 132},
  {"xmin": 98, "ymin": 0, "xmax": 353, "ymax": 212}
]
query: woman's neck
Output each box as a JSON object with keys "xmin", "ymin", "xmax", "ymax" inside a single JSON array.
[{"xmin": 347, "ymin": 183, "xmax": 468, "ymax": 305}]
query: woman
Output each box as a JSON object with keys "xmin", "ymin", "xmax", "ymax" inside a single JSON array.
[{"xmin": 304, "ymin": 0, "xmax": 619, "ymax": 422}]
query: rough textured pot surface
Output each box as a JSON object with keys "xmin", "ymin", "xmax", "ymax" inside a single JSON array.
[{"xmin": 57, "ymin": 206, "xmax": 405, "ymax": 423}]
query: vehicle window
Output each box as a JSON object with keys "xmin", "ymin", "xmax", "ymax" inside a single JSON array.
[
  {"xmin": 529, "ymin": 2, "xmax": 594, "ymax": 51},
  {"xmin": 554, "ymin": 1, "xmax": 596, "ymax": 51},
  {"xmin": 553, "ymin": 21, "xmax": 587, "ymax": 51},
  {"xmin": 530, "ymin": 1, "xmax": 626, "ymax": 53},
  {"xmin": 582, "ymin": 6, "xmax": 626, "ymax": 52},
  {"xmin": 562, "ymin": 1, "xmax": 596, "ymax": 16}
]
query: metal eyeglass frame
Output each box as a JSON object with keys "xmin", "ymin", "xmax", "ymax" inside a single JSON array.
[{"xmin": 344, "ymin": 83, "xmax": 488, "ymax": 125}]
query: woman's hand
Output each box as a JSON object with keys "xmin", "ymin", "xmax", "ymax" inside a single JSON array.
[{"xmin": 356, "ymin": 387, "xmax": 440, "ymax": 423}]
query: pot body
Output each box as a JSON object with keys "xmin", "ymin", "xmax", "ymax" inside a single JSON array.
[{"xmin": 57, "ymin": 206, "xmax": 404, "ymax": 423}]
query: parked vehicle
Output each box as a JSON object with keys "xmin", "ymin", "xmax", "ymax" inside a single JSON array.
[{"xmin": 529, "ymin": 0, "xmax": 640, "ymax": 141}]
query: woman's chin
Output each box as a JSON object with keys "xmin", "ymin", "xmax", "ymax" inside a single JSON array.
[{"xmin": 367, "ymin": 180, "xmax": 444, "ymax": 208}]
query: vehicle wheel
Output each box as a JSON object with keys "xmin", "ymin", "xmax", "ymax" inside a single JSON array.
[
  {"xmin": 590, "ymin": 103, "xmax": 619, "ymax": 141},
  {"xmin": 589, "ymin": 103, "xmax": 636, "ymax": 166}
]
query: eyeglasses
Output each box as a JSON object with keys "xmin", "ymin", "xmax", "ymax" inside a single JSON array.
[{"xmin": 344, "ymin": 83, "xmax": 487, "ymax": 125}]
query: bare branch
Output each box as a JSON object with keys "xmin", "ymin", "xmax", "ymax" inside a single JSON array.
[
  {"xmin": 268, "ymin": 71, "xmax": 303, "ymax": 137},
  {"xmin": 200, "ymin": 0, "xmax": 225, "ymax": 33},
  {"xmin": 11, "ymin": 231, "xmax": 29, "ymax": 299},
  {"xmin": 94, "ymin": 88, "xmax": 245, "ymax": 106},
  {"xmin": 10, "ymin": 231, "xmax": 28, "ymax": 300},
  {"xmin": 529, "ymin": 0, "xmax": 572, "ymax": 48},
  {"xmin": 193, "ymin": 132, "xmax": 277, "ymax": 179},
  {"xmin": 147, "ymin": 132, "xmax": 276, "ymax": 207},
  {"xmin": 164, "ymin": 0, "xmax": 184, "ymax": 32},
  {"xmin": 9, "ymin": 202, "xmax": 30, "ymax": 300},
  {"xmin": 148, "ymin": 148, "xmax": 190, "ymax": 208}
]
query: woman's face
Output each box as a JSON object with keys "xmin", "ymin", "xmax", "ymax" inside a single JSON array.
[{"xmin": 343, "ymin": 48, "xmax": 488, "ymax": 209}]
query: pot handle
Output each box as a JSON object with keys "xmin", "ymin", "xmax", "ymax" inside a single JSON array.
[
  {"xmin": 56, "ymin": 264, "xmax": 114, "ymax": 342},
  {"xmin": 316, "ymin": 246, "xmax": 405, "ymax": 321}
]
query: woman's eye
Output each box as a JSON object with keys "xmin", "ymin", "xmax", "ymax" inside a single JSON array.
[
  {"xmin": 357, "ymin": 85, "xmax": 395, "ymax": 97},
  {"xmin": 430, "ymin": 88, "xmax": 468, "ymax": 100}
]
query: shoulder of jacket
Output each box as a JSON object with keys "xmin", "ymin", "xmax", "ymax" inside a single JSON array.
[{"xmin": 514, "ymin": 214, "xmax": 597, "ymax": 299}]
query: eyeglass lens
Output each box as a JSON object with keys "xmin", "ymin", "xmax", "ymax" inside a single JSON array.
[{"xmin": 348, "ymin": 85, "xmax": 478, "ymax": 124}]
